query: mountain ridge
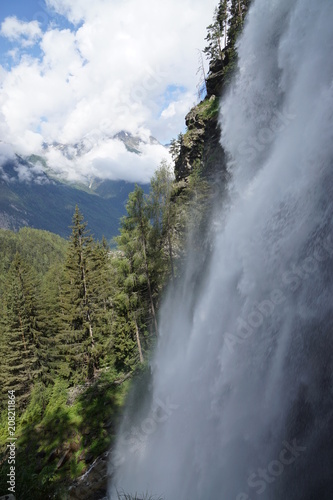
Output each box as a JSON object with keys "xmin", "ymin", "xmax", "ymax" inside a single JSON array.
[{"xmin": 0, "ymin": 153, "xmax": 147, "ymax": 240}]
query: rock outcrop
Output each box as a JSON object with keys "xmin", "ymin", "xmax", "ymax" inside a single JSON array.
[
  {"xmin": 205, "ymin": 55, "xmax": 229, "ymax": 98},
  {"xmin": 174, "ymin": 93, "xmax": 226, "ymax": 187},
  {"xmin": 68, "ymin": 451, "xmax": 110, "ymax": 500}
]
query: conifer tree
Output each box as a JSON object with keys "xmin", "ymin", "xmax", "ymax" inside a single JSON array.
[
  {"xmin": 117, "ymin": 186, "xmax": 159, "ymax": 337},
  {"xmin": 57, "ymin": 207, "xmax": 99, "ymax": 380},
  {"xmin": 169, "ymin": 133, "xmax": 184, "ymax": 164},
  {"xmin": 38, "ymin": 263, "xmax": 64, "ymax": 379},
  {"xmin": 0, "ymin": 253, "xmax": 43, "ymax": 407},
  {"xmin": 203, "ymin": 0, "xmax": 228, "ymax": 65},
  {"xmin": 85, "ymin": 237, "xmax": 114, "ymax": 369},
  {"xmin": 111, "ymin": 249, "xmax": 146, "ymax": 370},
  {"xmin": 227, "ymin": 0, "xmax": 251, "ymax": 49},
  {"xmin": 149, "ymin": 161, "xmax": 177, "ymax": 283}
]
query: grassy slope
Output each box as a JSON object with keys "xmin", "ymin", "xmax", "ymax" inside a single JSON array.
[{"xmin": 0, "ymin": 372, "xmax": 131, "ymax": 499}]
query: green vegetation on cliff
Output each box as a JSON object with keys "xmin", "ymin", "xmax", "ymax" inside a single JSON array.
[{"xmin": 172, "ymin": 0, "xmax": 251, "ymax": 184}]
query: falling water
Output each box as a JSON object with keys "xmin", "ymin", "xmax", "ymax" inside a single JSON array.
[{"xmin": 110, "ymin": 0, "xmax": 333, "ymax": 498}]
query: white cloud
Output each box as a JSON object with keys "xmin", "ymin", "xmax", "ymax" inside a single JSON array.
[
  {"xmin": 46, "ymin": 0, "xmax": 102, "ymax": 24},
  {"xmin": 0, "ymin": 142, "xmax": 15, "ymax": 166},
  {"xmin": 44, "ymin": 138, "xmax": 170, "ymax": 183},
  {"xmin": 161, "ymin": 103, "xmax": 177, "ymax": 119},
  {"xmin": 1, "ymin": 17, "xmax": 42, "ymax": 47},
  {"xmin": 0, "ymin": 0, "xmax": 216, "ymax": 183},
  {"xmin": 157, "ymin": 92, "xmax": 195, "ymax": 139}
]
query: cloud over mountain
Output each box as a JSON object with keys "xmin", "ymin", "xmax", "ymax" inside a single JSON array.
[{"xmin": 0, "ymin": 0, "xmax": 216, "ymax": 182}]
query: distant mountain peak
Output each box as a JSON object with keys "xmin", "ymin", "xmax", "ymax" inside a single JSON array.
[
  {"xmin": 113, "ymin": 130, "xmax": 161, "ymax": 153},
  {"xmin": 41, "ymin": 130, "xmax": 163, "ymax": 161}
]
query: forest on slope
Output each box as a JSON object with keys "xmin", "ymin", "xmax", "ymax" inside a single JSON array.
[
  {"xmin": 0, "ymin": 1, "xmax": 250, "ymax": 498},
  {"xmin": 0, "ymin": 162, "xmax": 207, "ymax": 498}
]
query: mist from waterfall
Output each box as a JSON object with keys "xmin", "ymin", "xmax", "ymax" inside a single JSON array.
[{"xmin": 109, "ymin": 0, "xmax": 333, "ymax": 498}]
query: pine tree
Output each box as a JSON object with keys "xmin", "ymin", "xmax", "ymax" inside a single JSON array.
[
  {"xmin": 169, "ymin": 133, "xmax": 184, "ymax": 164},
  {"xmin": 227, "ymin": 0, "xmax": 251, "ymax": 51},
  {"xmin": 0, "ymin": 253, "xmax": 43, "ymax": 407},
  {"xmin": 111, "ymin": 250, "xmax": 146, "ymax": 370},
  {"xmin": 85, "ymin": 237, "xmax": 114, "ymax": 370},
  {"xmin": 203, "ymin": 0, "xmax": 228, "ymax": 65},
  {"xmin": 117, "ymin": 186, "xmax": 159, "ymax": 337},
  {"xmin": 37, "ymin": 263, "xmax": 64, "ymax": 379},
  {"xmin": 219, "ymin": 0, "xmax": 229, "ymax": 50},
  {"xmin": 149, "ymin": 161, "xmax": 177, "ymax": 284},
  {"xmin": 57, "ymin": 207, "xmax": 99, "ymax": 381}
]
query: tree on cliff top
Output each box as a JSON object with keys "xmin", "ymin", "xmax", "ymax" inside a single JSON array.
[{"xmin": 203, "ymin": 0, "xmax": 228, "ymax": 65}]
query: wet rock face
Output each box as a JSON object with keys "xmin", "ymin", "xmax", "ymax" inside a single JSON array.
[
  {"xmin": 174, "ymin": 98, "xmax": 226, "ymax": 185},
  {"xmin": 206, "ymin": 58, "xmax": 227, "ymax": 98},
  {"xmin": 69, "ymin": 452, "xmax": 110, "ymax": 500},
  {"xmin": 174, "ymin": 55, "xmax": 227, "ymax": 185}
]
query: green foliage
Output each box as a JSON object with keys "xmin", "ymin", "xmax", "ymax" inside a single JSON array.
[
  {"xmin": 0, "ymin": 216, "xmax": 121, "ymax": 496},
  {"xmin": 203, "ymin": 0, "xmax": 252, "ymax": 85},
  {"xmin": 169, "ymin": 133, "xmax": 184, "ymax": 163},
  {"xmin": 0, "ymin": 372, "xmax": 129, "ymax": 499},
  {"xmin": 203, "ymin": 0, "xmax": 228, "ymax": 64},
  {"xmin": 20, "ymin": 382, "xmax": 52, "ymax": 426},
  {"xmin": 0, "ymin": 227, "xmax": 67, "ymax": 298},
  {"xmin": 223, "ymin": 0, "xmax": 252, "ymax": 83},
  {"xmin": 56, "ymin": 206, "xmax": 115, "ymax": 382},
  {"xmin": 0, "ymin": 254, "xmax": 46, "ymax": 408},
  {"xmin": 196, "ymin": 95, "xmax": 220, "ymax": 120},
  {"xmin": 0, "ymin": 190, "xmax": 177, "ymax": 495}
]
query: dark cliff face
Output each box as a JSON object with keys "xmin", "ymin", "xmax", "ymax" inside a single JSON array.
[
  {"xmin": 174, "ymin": 70, "xmax": 227, "ymax": 191},
  {"xmin": 170, "ymin": 56, "xmax": 232, "ymax": 297},
  {"xmin": 173, "ymin": 0, "xmax": 253, "ymax": 187},
  {"xmin": 205, "ymin": 54, "xmax": 230, "ymax": 98}
]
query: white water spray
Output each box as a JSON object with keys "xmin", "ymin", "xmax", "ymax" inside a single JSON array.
[{"xmin": 110, "ymin": 1, "xmax": 333, "ymax": 498}]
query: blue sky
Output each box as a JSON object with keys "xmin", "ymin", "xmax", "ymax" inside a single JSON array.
[
  {"xmin": 0, "ymin": 0, "xmax": 40, "ymax": 64},
  {"xmin": 0, "ymin": 0, "xmax": 73, "ymax": 66},
  {"xmin": 0, "ymin": 0, "xmax": 75, "ymax": 29},
  {"xmin": 0, "ymin": 0, "xmax": 44, "ymax": 22},
  {"xmin": 0, "ymin": 0, "xmax": 215, "ymax": 182}
]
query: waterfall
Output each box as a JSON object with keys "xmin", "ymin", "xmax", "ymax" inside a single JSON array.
[{"xmin": 109, "ymin": 0, "xmax": 333, "ymax": 498}]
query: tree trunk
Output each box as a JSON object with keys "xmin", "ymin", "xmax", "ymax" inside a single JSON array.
[
  {"xmin": 18, "ymin": 314, "xmax": 31, "ymax": 381},
  {"xmin": 80, "ymin": 241, "xmax": 94, "ymax": 347},
  {"xmin": 238, "ymin": 0, "xmax": 242, "ymax": 20},
  {"xmin": 79, "ymin": 238, "xmax": 95, "ymax": 378},
  {"xmin": 218, "ymin": 36, "xmax": 223, "ymax": 59},
  {"xmin": 141, "ymin": 236, "xmax": 159, "ymax": 336},
  {"xmin": 134, "ymin": 314, "xmax": 144, "ymax": 363},
  {"xmin": 166, "ymin": 210, "xmax": 175, "ymax": 284}
]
